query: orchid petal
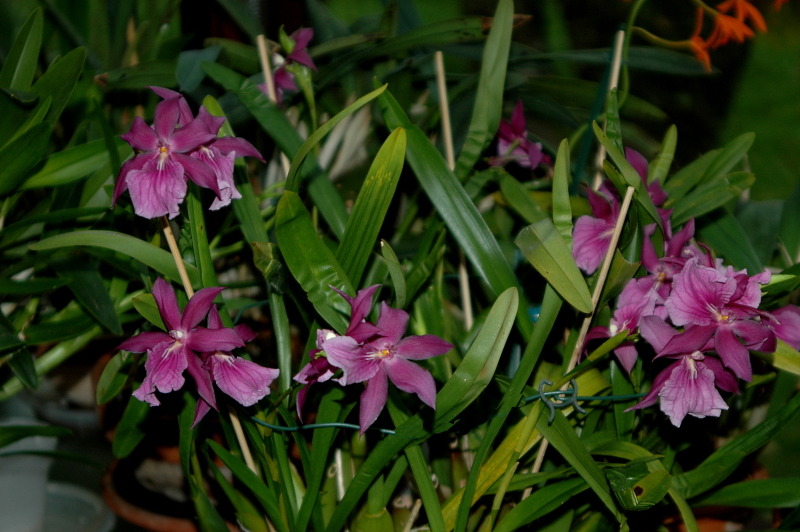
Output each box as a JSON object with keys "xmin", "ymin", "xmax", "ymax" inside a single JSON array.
[
  {"xmin": 667, "ymin": 218, "xmax": 695, "ymax": 257},
  {"xmin": 660, "ymin": 356, "xmax": 728, "ymax": 426},
  {"xmin": 613, "ymin": 343, "xmax": 639, "ymax": 373},
  {"xmin": 152, "ymin": 278, "xmax": 182, "ymax": 331},
  {"xmin": 145, "ymin": 342, "xmax": 189, "ymax": 396},
  {"xmin": 395, "ymin": 335, "xmax": 452, "ymax": 360},
  {"xmin": 182, "ymin": 286, "xmax": 225, "ymax": 330},
  {"xmin": 659, "ymin": 324, "xmax": 716, "ymax": 356},
  {"xmin": 626, "ymin": 359, "xmax": 679, "ymax": 411},
  {"xmin": 120, "ymin": 116, "xmax": 159, "ymax": 152},
  {"xmin": 153, "ymin": 97, "xmax": 182, "ymax": 141},
  {"xmin": 385, "ymin": 357, "xmax": 437, "ymax": 409},
  {"xmin": 207, "ymin": 305, "xmax": 223, "ymax": 330},
  {"xmin": 234, "ymin": 324, "xmax": 257, "ymax": 342},
  {"xmin": 114, "ymin": 154, "xmax": 151, "ymax": 206},
  {"xmin": 117, "ymin": 331, "xmax": 172, "ymax": 353},
  {"xmin": 212, "ymin": 355, "xmax": 279, "ymax": 406},
  {"xmin": 573, "ymin": 215, "xmax": 614, "ymax": 274},
  {"xmin": 289, "ymin": 48, "xmax": 316, "ymax": 70},
  {"xmin": 772, "ymin": 305, "xmax": 800, "ymax": 349},
  {"xmin": 703, "ymin": 355, "xmax": 739, "ymax": 393},
  {"xmin": 324, "ymin": 335, "xmax": 378, "ymax": 385},
  {"xmin": 169, "ymin": 118, "xmax": 218, "ymax": 153},
  {"xmin": 173, "ymin": 152, "xmax": 220, "ymax": 196},
  {"xmin": 212, "ymin": 136, "xmax": 264, "ymax": 161},
  {"xmin": 359, "ymin": 369, "xmax": 388, "ymax": 435},
  {"xmin": 150, "ymin": 87, "xmax": 194, "ymax": 127},
  {"xmin": 187, "ymin": 327, "xmax": 244, "ymax": 353},
  {"xmin": 666, "ymin": 260, "xmax": 736, "ymax": 327},
  {"xmin": 624, "ymin": 147, "xmax": 649, "ymax": 181},
  {"xmin": 126, "ymin": 157, "xmax": 187, "ymax": 219},
  {"xmin": 192, "ymin": 399, "xmax": 213, "ymax": 428},
  {"xmin": 376, "ymin": 302, "xmax": 409, "ymax": 345},
  {"xmin": 639, "ymin": 316, "xmax": 680, "ymax": 353},
  {"xmin": 186, "ymin": 351, "xmax": 217, "ymax": 410},
  {"xmin": 714, "ymin": 325, "xmax": 753, "ymax": 381},
  {"xmin": 510, "ymin": 99, "xmax": 527, "ymax": 137},
  {"xmin": 195, "ymin": 106, "xmax": 226, "ymax": 135},
  {"xmin": 291, "ymin": 28, "xmax": 314, "ymax": 50}
]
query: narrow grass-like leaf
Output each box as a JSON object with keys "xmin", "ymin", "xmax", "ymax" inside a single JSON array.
[
  {"xmin": 0, "ymin": 277, "xmax": 69, "ymax": 294},
  {"xmin": 30, "ymin": 231, "xmax": 201, "ymax": 289},
  {"xmin": 515, "ymin": 218, "xmax": 592, "ymax": 313},
  {"xmin": 669, "ymin": 488, "xmax": 699, "ymax": 532},
  {"xmin": 694, "ymin": 478, "xmax": 800, "ymax": 508},
  {"xmin": 96, "ymin": 351, "xmax": 132, "ymax": 404},
  {"xmin": 8, "ymin": 349, "xmax": 37, "ymax": 390},
  {"xmin": 186, "ymin": 188, "xmax": 217, "ymax": 288},
  {"xmin": 0, "ymin": 122, "xmax": 51, "ymax": 197},
  {"xmin": 493, "ymin": 477, "xmax": 588, "ymax": 532},
  {"xmin": 52, "ymin": 256, "xmax": 122, "ymax": 335},
  {"xmin": 454, "ymin": 0, "xmax": 513, "ymax": 180},
  {"xmin": 697, "ymin": 132, "xmax": 754, "ymax": 185},
  {"xmin": 0, "ymin": 9, "xmax": 42, "ymax": 92},
  {"xmin": 672, "ymin": 172, "xmax": 755, "ymax": 227},
  {"xmin": 213, "ymin": 0, "xmax": 262, "ymax": 40},
  {"xmin": 671, "ymin": 451, "xmax": 745, "ymax": 500},
  {"xmin": 103, "ymin": 61, "xmax": 178, "ymax": 89},
  {"xmin": 112, "ymin": 392, "xmax": 149, "ymax": 458},
  {"xmin": 754, "ymin": 340, "xmax": 800, "ymax": 376},
  {"xmin": 191, "ymin": 477, "xmax": 231, "ymax": 532},
  {"xmin": 0, "ymin": 425, "xmax": 71, "ymax": 448},
  {"xmin": 696, "ymin": 210, "xmax": 762, "ymax": 273},
  {"xmin": 209, "ymin": 460, "xmax": 269, "ymax": 532},
  {"xmin": 335, "ymin": 126, "xmax": 405, "ymax": 285},
  {"xmin": 552, "ymin": 139, "xmax": 573, "ymax": 246},
  {"xmin": 610, "ymin": 361, "xmax": 635, "ymax": 442},
  {"xmin": 31, "ymin": 47, "xmax": 87, "ymax": 124},
  {"xmin": 662, "ymin": 149, "xmax": 720, "ymax": 201},
  {"xmin": 604, "ymin": 89, "xmax": 624, "ymax": 155},
  {"xmin": 500, "ymin": 174, "xmax": 548, "ymax": 225},
  {"xmin": 286, "ymin": 84, "xmax": 387, "ymax": 192},
  {"xmin": 435, "ymin": 288, "xmax": 518, "ymax": 431},
  {"xmin": 648, "ymin": 125, "xmax": 677, "ymax": 184},
  {"xmin": 132, "ymin": 294, "xmax": 166, "ymax": 330},
  {"xmin": 381, "ymin": 240, "xmax": 407, "ymax": 308},
  {"xmin": 23, "ymin": 137, "xmax": 130, "ymax": 190},
  {"xmin": 536, "ymin": 410, "xmax": 623, "ymax": 522},
  {"xmin": 275, "ymin": 191, "xmax": 353, "ymax": 333},
  {"xmin": 404, "ymin": 227, "xmax": 446, "ymax": 304},
  {"xmin": 377, "ymin": 86, "xmax": 533, "ymax": 337}
]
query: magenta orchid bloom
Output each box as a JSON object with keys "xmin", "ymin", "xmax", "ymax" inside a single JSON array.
[
  {"xmin": 573, "ymin": 183, "xmax": 620, "ymax": 274},
  {"xmin": 114, "ymin": 89, "xmax": 222, "ymax": 219},
  {"xmin": 293, "ymin": 329, "xmax": 338, "ymax": 419},
  {"xmin": 118, "ymin": 278, "xmax": 244, "ymax": 408},
  {"xmin": 323, "ymin": 301, "xmax": 452, "ymax": 434},
  {"xmin": 490, "ymin": 100, "xmax": 548, "ymax": 168},
  {"xmin": 260, "ymin": 28, "xmax": 316, "ymax": 105},
  {"xmin": 772, "ymin": 305, "xmax": 800, "ymax": 349},
  {"xmin": 193, "ymin": 307, "xmax": 279, "ymax": 426},
  {"xmin": 625, "ymin": 147, "xmax": 668, "ymax": 206},
  {"xmin": 664, "ymin": 259, "xmax": 775, "ymax": 380}
]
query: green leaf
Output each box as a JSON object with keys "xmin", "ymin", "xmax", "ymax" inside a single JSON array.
[
  {"xmin": 698, "ymin": 133, "xmax": 754, "ymax": 186},
  {"xmin": 335, "ymin": 126, "xmax": 405, "ymax": 285},
  {"xmin": 112, "ymin": 393, "xmax": 150, "ymax": 458},
  {"xmin": 669, "ymin": 488, "xmax": 699, "ymax": 532},
  {"xmin": 696, "ymin": 210, "xmax": 762, "ymax": 273},
  {"xmin": 515, "ymin": 218, "xmax": 593, "ymax": 313},
  {"xmin": 779, "ymin": 182, "xmax": 800, "ymax": 264},
  {"xmin": 30, "ymin": 47, "xmax": 87, "ymax": 124},
  {"xmin": 96, "ymin": 351, "xmax": 132, "ymax": 404},
  {"xmin": 604, "ymin": 89, "xmax": 623, "ymax": 155},
  {"xmin": 493, "ymin": 477, "xmax": 589, "ymax": 532},
  {"xmin": 610, "ymin": 361, "xmax": 635, "ymax": 442},
  {"xmin": 176, "ymin": 46, "xmax": 221, "ymax": 92},
  {"xmin": 275, "ymin": 191, "xmax": 353, "ymax": 334},
  {"xmin": 30, "ymin": 231, "xmax": 201, "ymax": 290},
  {"xmin": 671, "ymin": 451, "xmax": 747, "ymax": 501},
  {"xmin": 0, "ymin": 9, "xmax": 43, "ymax": 92},
  {"xmin": 377, "ymin": 86, "xmax": 533, "ymax": 338},
  {"xmin": 52, "ymin": 255, "xmax": 122, "ymax": 335},
  {"xmin": 208, "ymin": 461, "xmax": 269, "ymax": 532},
  {"xmin": 662, "ymin": 149, "xmax": 720, "ymax": 201},
  {"xmin": 671, "ymin": 172, "xmax": 756, "ymax": 227},
  {"xmin": 597, "ymin": 251, "xmax": 639, "ymax": 309},
  {"xmin": 8, "ymin": 349, "xmax": 37, "ymax": 390},
  {"xmin": 0, "ymin": 208, "xmax": 106, "ymax": 237},
  {"xmin": 213, "ymin": 0, "xmax": 262, "ymax": 41},
  {"xmin": 286, "ymin": 84, "xmax": 388, "ymax": 192},
  {"xmin": 381, "ymin": 240, "xmax": 407, "ymax": 308},
  {"xmin": 694, "ymin": 478, "xmax": 800, "ymax": 508},
  {"xmin": 0, "ymin": 424, "xmax": 71, "ymax": 449},
  {"xmin": 23, "ymin": 136, "xmax": 131, "ymax": 190},
  {"xmin": 551, "ymin": 139, "xmax": 573, "ymax": 246},
  {"xmin": 453, "ymin": 0, "xmax": 513, "ymax": 179},
  {"xmin": 537, "ymin": 410, "xmax": 623, "ymax": 523},
  {"xmin": 754, "ymin": 340, "xmax": 800, "ymax": 376},
  {"xmin": 191, "ymin": 478, "xmax": 231, "ymax": 532},
  {"xmin": 435, "ymin": 288, "xmax": 518, "ymax": 432},
  {"xmin": 102, "ymin": 61, "xmax": 178, "ymax": 89},
  {"xmin": 207, "ymin": 439, "xmax": 288, "ymax": 532},
  {"xmin": 132, "ymin": 294, "xmax": 166, "ymax": 330},
  {"xmin": 0, "ymin": 277, "xmax": 69, "ymax": 294},
  {"xmin": 0, "ymin": 122, "xmax": 51, "ymax": 197},
  {"xmin": 500, "ymin": 174, "xmax": 548, "ymax": 225},
  {"xmin": 648, "ymin": 125, "xmax": 677, "ymax": 184}
]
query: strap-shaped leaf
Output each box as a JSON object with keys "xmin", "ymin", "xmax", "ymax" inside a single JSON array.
[
  {"xmin": 52, "ymin": 255, "xmax": 122, "ymax": 335},
  {"xmin": 552, "ymin": 139, "xmax": 574, "ymax": 246},
  {"xmin": 96, "ymin": 351, "xmax": 133, "ymax": 404},
  {"xmin": 515, "ymin": 218, "xmax": 592, "ymax": 313},
  {"xmin": 377, "ymin": 86, "xmax": 533, "ymax": 338},
  {"xmin": 694, "ymin": 478, "xmax": 800, "ymax": 508},
  {"xmin": 0, "ymin": 8, "xmax": 43, "ymax": 93},
  {"xmin": 336, "ymin": 127, "xmax": 405, "ymax": 286},
  {"xmin": 662, "ymin": 149, "xmax": 719, "ymax": 201},
  {"xmin": 648, "ymin": 125, "xmax": 677, "ymax": 184},
  {"xmin": 31, "ymin": 47, "xmax": 87, "ymax": 124},
  {"xmin": 454, "ymin": 0, "xmax": 513, "ymax": 179},
  {"xmin": 672, "ymin": 172, "xmax": 755, "ymax": 227},
  {"xmin": 0, "ymin": 425, "xmax": 70, "ymax": 449},
  {"xmin": 493, "ymin": 477, "xmax": 588, "ymax": 532},
  {"xmin": 499, "ymin": 173, "xmax": 548, "ymax": 225},
  {"xmin": 112, "ymin": 392, "xmax": 149, "ymax": 458},
  {"xmin": 696, "ymin": 210, "xmax": 762, "ymax": 273},
  {"xmin": 0, "ymin": 122, "xmax": 50, "ymax": 197},
  {"xmin": 275, "ymin": 190, "xmax": 353, "ymax": 334},
  {"xmin": 23, "ymin": 136, "xmax": 131, "ymax": 190}
]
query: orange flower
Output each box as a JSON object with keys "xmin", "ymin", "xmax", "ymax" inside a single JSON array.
[
  {"xmin": 717, "ymin": 0, "xmax": 767, "ymax": 32},
  {"xmin": 775, "ymin": 0, "xmax": 790, "ymax": 10},
  {"xmin": 688, "ymin": 8, "xmax": 712, "ymax": 71},
  {"xmin": 706, "ymin": 11, "xmax": 755, "ymax": 48}
]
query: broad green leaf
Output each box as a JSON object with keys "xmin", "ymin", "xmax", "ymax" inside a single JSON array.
[
  {"xmin": 176, "ymin": 46, "xmax": 221, "ymax": 92},
  {"xmin": 454, "ymin": 0, "xmax": 513, "ymax": 179},
  {"xmin": 0, "ymin": 122, "xmax": 51, "ymax": 197},
  {"xmin": 286, "ymin": 84, "xmax": 388, "ymax": 193},
  {"xmin": 0, "ymin": 207, "xmax": 105, "ymax": 238},
  {"xmin": 515, "ymin": 218, "xmax": 593, "ymax": 313},
  {"xmin": 698, "ymin": 132, "xmax": 754, "ymax": 186},
  {"xmin": 0, "ymin": 277, "xmax": 69, "ymax": 294},
  {"xmin": 377, "ymin": 86, "xmax": 533, "ymax": 337},
  {"xmin": 132, "ymin": 294, "xmax": 166, "ymax": 330},
  {"xmin": 754, "ymin": 340, "xmax": 800, "ymax": 376},
  {"xmin": 604, "ymin": 89, "xmax": 623, "ymax": 155},
  {"xmin": 493, "ymin": 477, "xmax": 588, "ymax": 532},
  {"xmin": 594, "ymin": 122, "xmax": 662, "ymax": 231},
  {"xmin": 381, "ymin": 240, "xmax": 407, "ymax": 308},
  {"xmin": 435, "ymin": 288, "xmax": 518, "ymax": 431},
  {"xmin": 8, "ymin": 349, "xmax": 37, "ymax": 390},
  {"xmin": 552, "ymin": 139, "xmax": 573, "ymax": 246},
  {"xmin": 335, "ymin": 126, "xmax": 405, "ymax": 285},
  {"xmin": 537, "ymin": 410, "xmax": 624, "ymax": 523},
  {"xmin": 24, "ymin": 314, "xmax": 96, "ymax": 345},
  {"xmin": 96, "ymin": 351, "xmax": 132, "ymax": 404},
  {"xmin": 101, "ymin": 61, "xmax": 178, "ymax": 89},
  {"xmin": 762, "ymin": 274, "xmax": 800, "ymax": 299},
  {"xmin": 648, "ymin": 125, "xmax": 677, "ymax": 184},
  {"xmin": 30, "ymin": 231, "xmax": 201, "ymax": 290},
  {"xmin": 202, "ymin": 62, "xmax": 348, "ymax": 238},
  {"xmin": 671, "ymin": 172, "xmax": 756, "ymax": 227},
  {"xmin": 597, "ymin": 251, "xmax": 639, "ymax": 309},
  {"xmin": 205, "ymin": 38, "xmax": 260, "ymax": 74},
  {"xmin": 662, "ymin": 149, "xmax": 720, "ymax": 201},
  {"xmin": 23, "ymin": 137, "xmax": 130, "ymax": 190},
  {"xmin": 0, "ymin": 9, "xmax": 42, "ymax": 92},
  {"xmin": 697, "ymin": 210, "xmax": 762, "ymax": 273},
  {"xmin": 208, "ymin": 461, "xmax": 269, "ymax": 532},
  {"xmin": 499, "ymin": 174, "xmax": 548, "ymax": 225},
  {"xmin": 112, "ymin": 392, "xmax": 149, "ymax": 458},
  {"xmin": 30, "ymin": 47, "xmax": 87, "ymax": 124},
  {"xmin": 52, "ymin": 256, "xmax": 122, "ymax": 335},
  {"xmin": 9, "ymin": 96, "xmax": 49, "ymax": 142},
  {"xmin": 275, "ymin": 191, "xmax": 352, "ymax": 334},
  {"xmin": 207, "ymin": 440, "xmax": 288, "ymax": 532},
  {"xmin": 694, "ymin": 478, "xmax": 800, "ymax": 508},
  {"xmin": 0, "ymin": 425, "xmax": 70, "ymax": 449}
]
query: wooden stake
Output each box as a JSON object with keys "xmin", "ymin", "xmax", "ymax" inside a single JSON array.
[
  {"xmin": 257, "ymin": 35, "xmax": 292, "ymax": 177},
  {"xmin": 592, "ymin": 29, "xmax": 626, "ymax": 189}
]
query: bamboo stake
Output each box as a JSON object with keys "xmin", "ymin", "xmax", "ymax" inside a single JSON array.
[
  {"xmin": 592, "ymin": 29, "xmax": 626, "ymax": 189},
  {"xmin": 257, "ymin": 35, "xmax": 292, "ymax": 177}
]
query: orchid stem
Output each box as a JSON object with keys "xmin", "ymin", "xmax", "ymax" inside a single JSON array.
[{"xmin": 160, "ymin": 216, "xmax": 194, "ymax": 297}]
